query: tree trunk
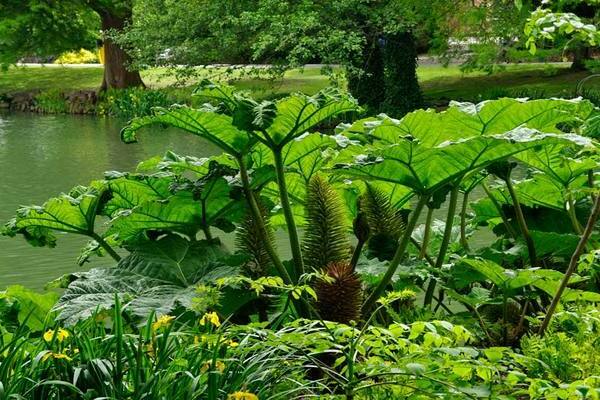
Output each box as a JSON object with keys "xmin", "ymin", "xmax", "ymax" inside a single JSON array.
[
  {"xmin": 571, "ymin": 46, "xmax": 591, "ymax": 71},
  {"xmin": 381, "ymin": 31, "xmax": 423, "ymax": 116},
  {"xmin": 347, "ymin": 33, "xmax": 385, "ymax": 111},
  {"xmin": 99, "ymin": 10, "xmax": 144, "ymax": 90}
]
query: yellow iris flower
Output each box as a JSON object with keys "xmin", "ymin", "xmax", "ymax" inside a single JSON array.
[
  {"xmin": 199, "ymin": 312, "xmax": 221, "ymax": 328},
  {"xmin": 227, "ymin": 391, "xmax": 259, "ymax": 400},
  {"xmin": 42, "ymin": 352, "xmax": 72, "ymax": 362},
  {"xmin": 43, "ymin": 328, "xmax": 70, "ymax": 343},
  {"xmin": 152, "ymin": 315, "xmax": 175, "ymax": 331},
  {"xmin": 201, "ymin": 360, "xmax": 226, "ymax": 373}
]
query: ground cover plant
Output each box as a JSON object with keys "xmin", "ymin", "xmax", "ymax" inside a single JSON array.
[{"xmin": 2, "ymin": 82, "xmax": 600, "ymax": 399}]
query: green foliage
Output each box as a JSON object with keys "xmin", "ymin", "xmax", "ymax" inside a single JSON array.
[
  {"xmin": 0, "ymin": 285, "xmax": 58, "ymax": 332},
  {"xmin": 2, "ymin": 181, "xmax": 108, "ymax": 249},
  {"xmin": 335, "ymin": 98, "xmax": 594, "ymax": 194},
  {"xmin": 522, "ymin": 307, "xmax": 600, "ymax": 384},
  {"xmin": 525, "ymin": 6, "xmax": 600, "ymax": 55},
  {"xmin": 34, "ymin": 89, "xmax": 69, "ymax": 113},
  {"xmin": 0, "ymin": 1, "xmax": 99, "ymax": 67},
  {"xmin": 98, "ymin": 88, "xmax": 171, "ymax": 119},
  {"xmin": 302, "ymin": 175, "xmax": 351, "ymax": 271},
  {"xmin": 0, "ymin": 304, "xmax": 315, "ymax": 399},
  {"xmin": 54, "ymin": 235, "xmax": 239, "ymax": 325},
  {"xmin": 3, "ymin": 84, "xmax": 600, "ymax": 397}
]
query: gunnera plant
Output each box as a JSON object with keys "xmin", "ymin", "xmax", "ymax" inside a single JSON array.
[
  {"xmin": 315, "ymin": 261, "xmax": 363, "ymax": 324},
  {"xmin": 360, "ymin": 184, "xmax": 405, "ymax": 260},
  {"xmin": 236, "ymin": 202, "xmax": 275, "ymax": 278},
  {"xmin": 302, "ymin": 175, "xmax": 351, "ymax": 271}
]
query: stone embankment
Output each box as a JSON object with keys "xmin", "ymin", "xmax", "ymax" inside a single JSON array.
[{"xmin": 0, "ymin": 90, "xmax": 98, "ymax": 114}]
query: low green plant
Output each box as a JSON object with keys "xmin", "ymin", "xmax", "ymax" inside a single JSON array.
[
  {"xmin": 0, "ymin": 299, "xmax": 315, "ymax": 399},
  {"xmin": 98, "ymin": 88, "xmax": 171, "ymax": 119},
  {"xmin": 505, "ymin": 48, "xmax": 563, "ymax": 64},
  {"xmin": 521, "ymin": 307, "xmax": 600, "ymax": 386},
  {"xmin": 35, "ymin": 89, "xmax": 69, "ymax": 113}
]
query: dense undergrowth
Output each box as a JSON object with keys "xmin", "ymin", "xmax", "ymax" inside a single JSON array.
[{"xmin": 2, "ymin": 82, "xmax": 600, "ymax": 399}]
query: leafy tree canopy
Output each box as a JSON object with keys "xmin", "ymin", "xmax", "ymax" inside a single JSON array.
[{"xmin": 0, "ymin": 0, "xmax": 99, "ymax": 66}]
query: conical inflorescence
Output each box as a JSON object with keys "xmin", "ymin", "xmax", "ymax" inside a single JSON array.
[
  {"xmin": 235, "ymin": 202, "xmax": 275, "ymax": 278},
  {"xmin": 302, "ymin": 175, "xmax": 351, "ymax": 271},
  {"xmin": 315, "ymin": 261, "xmax": 363, "ymax": 324},
  {"xmin": 360, "ymin": 183, "xmax": 405, "ymax": 260}
]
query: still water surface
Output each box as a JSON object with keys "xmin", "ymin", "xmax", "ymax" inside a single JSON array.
[{"xmin": 0, "ymin": 113, "xmax": 224, "ymax": 290}]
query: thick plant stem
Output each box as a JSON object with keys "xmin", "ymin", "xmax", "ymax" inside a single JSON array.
[
  {"xmin": 539, "ymin": 195, "xmax": 600, "ymax": 336},
  {"xmin": 482, "ymin": 182, "xmax": 518, "ymax": 239},
  {"xmin": 460, "ymin": 191, "xmax": 471, "ymax": 252},
  {"xmin": 202, "ymin": 227, "xmax": 213, "ymax": 241},
  {"xmin": 566, "ymin": 192, "xmax": 583, "ymax": 234},
  {"xmin": 588, "ymin": 170, "xmax": 596, "ymax": 202},
  {"xmin": 419, "ymin": 206, "xmax": 434, "ymax": 259},
  {"xmin": 424, "ymin": 185, "xmax": 459, "ymax": 308},
  {"xmin": 350, "ymin": 240, "xmax": 365, "ymax": 272},
  {"xmin": 504, "ymin": 177, "xmax": 537, "ymax": 267},
  {"xmin": 201, "ymin": 199, "xmax": 214, "ymax": 240},
  {"xmin": 91, "ymin": 233, "xmax": 121, "ymax": 262},
  {"xmin": 362, "ymin": 195, "xmax": 429, "ymax": 315},
  {"xmin": 410, "ymin": 237, "xmax": 435, "ymax": 267},
  {"xmin": 237, "ymin": 158, "xmax": 293, "ymax": 285},
  {"xmin": 273, "ymin": 150, "xmax": 304, "ymax": 279}
]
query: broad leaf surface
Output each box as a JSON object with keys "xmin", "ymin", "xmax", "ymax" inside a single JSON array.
[
  {"xmin": 121, "ymin": 105, "xmax": 253, "ymax": 156},
  {"xmin": 335, "ymin": 128, "xmax": 589, "ymax": 193},
  {"xmin": 264, "ymin": 89, "xmax": 359, "ymax": 145},
  {"xmin": 351, "ymin": 98, "xmax": 594, "ymax": 148},
  {"xmin": 2, "ymin": 182, "xmax": 107, "ymax": 246},
  {"xmin": 54, "ymin": 236, "xmax": 238, "ymax": 324}
]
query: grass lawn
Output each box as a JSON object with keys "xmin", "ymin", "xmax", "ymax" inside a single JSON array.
[{"xmin": 1, "ymin": 62, "xmax": 599, "ymax": 104}]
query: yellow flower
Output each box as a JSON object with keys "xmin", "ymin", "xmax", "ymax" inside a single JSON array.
[
  {"xmin": 57, "ymin": 328, "xmax": 70, "ymax": 342},
  {"xmin": 227, "ymin": 392, "xmax": 259, "ymax": 400},
  {"xmin": 152, "ymin": 315, "xmax": 175, "ymax": 331},
  {"xmin": 201, "ymin": 360, "xmax": 226, "ymax": 373},
  {"xmin": 228, "ymin": 340, "xmax": 239, "ymax": 348},
  {"xmin": 199, "ymin": 312, "xmax": 221, "ymax": 328},
  {"xmin": 42, "ymin": 352, "xmax": 72, "ymax": 362},
  {"xmin": 43, "ymin": 328, "xmax": 70, "ymax": 343},
  {"xmin": 43, "ymin": 329, "xmax": 54, "ymax": 342}
]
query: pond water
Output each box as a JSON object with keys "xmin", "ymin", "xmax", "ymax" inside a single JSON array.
[{"xmin": 0, "ymin": 113, "xmax": 226, "ymax": 290}]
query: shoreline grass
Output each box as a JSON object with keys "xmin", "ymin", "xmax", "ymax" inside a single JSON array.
[{"xmin": 1, "ymin": 62, "xmax": 599, "ymax": 105}]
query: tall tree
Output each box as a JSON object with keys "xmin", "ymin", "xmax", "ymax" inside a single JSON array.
[
  {"xmin": 236, "ymin": 0, "xmax": 436, "ymax": 114},
  {"xmin": 119, "ymin": 0, "xmax": 454, "ymax": 115},
  {"xmin": 0, "ymin": 0, "xmax": 144, "ymax": 89}
]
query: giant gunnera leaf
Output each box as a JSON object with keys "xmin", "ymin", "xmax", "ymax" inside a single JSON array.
[
  {"xmin": 1, "ymin": 181, "xmax": 108, "ymax": 248},
  {"xmin": 53, "ymin": 235, "xmax": 239, "ymax": 325}
]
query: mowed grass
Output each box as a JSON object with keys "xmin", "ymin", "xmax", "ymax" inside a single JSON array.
[{"xmin": 2, "ymin": 62, "xmax": 600, "ymax": 104}]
